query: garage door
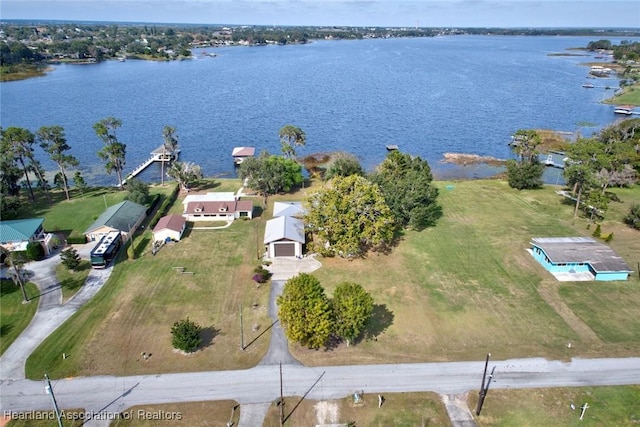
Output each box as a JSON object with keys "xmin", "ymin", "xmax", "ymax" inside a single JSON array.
[{"xmin": 274, "ymin": 243, "xmax": 295, "ymax": 257}]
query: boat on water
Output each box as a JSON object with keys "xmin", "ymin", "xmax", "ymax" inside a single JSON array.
[
  {"xmin": 582, "ymin": 83, "xmax": 594, "ymax": 89},
  {"xmin": 614, "ymin": 105, "xmax": 634, "ymax": 115},
  {"xmin": 386, "ymin": 144, "xmax": 399, "ymax": 151}
]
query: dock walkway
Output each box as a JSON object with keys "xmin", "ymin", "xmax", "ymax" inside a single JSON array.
[{"xmin": 121, "ymin": 145, "xmax": 179, "ymax": 186}]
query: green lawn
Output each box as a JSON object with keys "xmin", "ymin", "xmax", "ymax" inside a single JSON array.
[
  {"xmin": 471, "ymin": 386, "xmax": 640, "ymax": 426},
  {"xmin": 26, "ymin": 189, "xmax": 270, "ymax": 379},
  {"xmin": 1, "ymin": 280, "xmax": 39, "ymax": 355},
  {"xmin": 23, "ymin": 179, "xmax": 640, "ymax": 379},
  {"xmin": 55, "ymin": 261, "xmax": 92, "ymax": 302},
  {"xmin": 263, "ymin": 393, "xmax": 450, "ymax": 427},
  {"xmin": 13, "ymin": 185, "xmax": 177, "ymax": 241},
  {"xmin": 303, "ymin": 180, "xmax": 640, "ymax": 365},
  {"xmin": 603, "ymin": 83, "xmax": 640, "ymax": 106}
]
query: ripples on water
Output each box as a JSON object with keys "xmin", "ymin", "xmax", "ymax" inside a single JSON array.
[{"xmin": 1, "ymin": 35, "xmax": 634, "ymax": 185}]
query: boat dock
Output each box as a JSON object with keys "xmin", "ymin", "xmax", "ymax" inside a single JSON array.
[
  {"xmin": 542, "ymin": 154, "xmax": 565, "ymax": 169},
  {"xmin": 386, "ymin": 144, "xmax": 399, "ymax": 151},
  {"xmin": 121, "ymin": 145, "xmax": 180, "ymax": 185}
]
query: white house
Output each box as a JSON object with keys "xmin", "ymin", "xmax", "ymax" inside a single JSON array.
[
  {"xmin": 182, "ymin": 192, "xmax": 253, "ymax": 222},
  {"xmin": 152, "ymin": 215, "xmax": 186, "ymax": 242},
  {"xmin": 263, "ymin": 216, "xmax": 305, "ymax": 258}
]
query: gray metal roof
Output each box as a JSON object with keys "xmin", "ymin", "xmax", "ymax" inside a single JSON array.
[
  {"xmin": 530, "ymin": 237, "xmax": 632, "ymax": 273},
  {"xmin": 84, "ymin": 201, "xmax": 147, "ymax": 234},
  {"xmin": 273, "ymin": 201, "xmax": 305, "ymax": 218},
  {"xmin": 263, "ymin": 216, "xmax": 305, "ymax": 244}
]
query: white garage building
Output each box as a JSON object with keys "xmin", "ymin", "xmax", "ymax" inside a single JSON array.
[{"xmin": 263, "ymin": 215, "xmax": 305, "ymax": 258}]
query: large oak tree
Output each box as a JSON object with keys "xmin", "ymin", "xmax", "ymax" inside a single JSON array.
[
  {"xmin": 277, "ymin": 273, "xmax": 333, "ymax": 350},
  {"xmin": 305, "ymin": 174, "xmax": 394, "ymax": 258},
  {"xmin": 370, "ymin": 150, "xmax": 441, "ymax": 230}
]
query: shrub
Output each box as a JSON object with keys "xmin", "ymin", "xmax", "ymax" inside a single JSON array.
[
  {"xmin": 149, "ymin": 185, "xmax": 179, "ymax": 228},
  {"xmin": 604, "ymin": 232, "xmax": 614, "ymax": 243},
  {"xmin": 592, "ymin": 223, "xmax": 602, "ymax": 238},
  {"xmin": 252, "ymin": 265, "xmax": 272, "ymax": 284},
  {"xmin": 66, "ymin": 235, "xmax": 87, "ymax": 245},
  {"xmin": 624, "ymin": 203, "xmax": 640, "ymax": 230},
  {"xmin": 171, "ymin": 318, "xmax": 202, "ymax": 353},
  {"xmin": 26, "ymin": 242, "xmax": 45, "ymax": 261},
  {"xmin": 60, "ymin": 247, "xmax": 81, "ymax": 271}
]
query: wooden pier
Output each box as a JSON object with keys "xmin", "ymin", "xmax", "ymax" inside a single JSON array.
[
  {"xmin": 121, "ymin": 145, "xmax": 180, "ymax": 185},
  {"xmin": 542, "ymin": 154, "xmax": 565, "ymax": 169}
]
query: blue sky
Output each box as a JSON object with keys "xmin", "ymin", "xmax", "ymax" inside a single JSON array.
[{"xmin": 2, "ymin": 0, "xmax": 639, "ymax": 28}]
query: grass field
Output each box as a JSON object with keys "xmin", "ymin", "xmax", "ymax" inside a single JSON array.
[
  {"xmin": 603, "ymin": 83, "xmax": 640, "ymax": 106},
  {"xmin": 302, "ymin": 180, "xmax": 640, "ymax": 365},
  {"xmin": 56, "ymin": 260, "xmax": 92, "ymax": 302},
  {"xmin": 469, "ymin": 385, "xmax": 640, "ymax": 426},
  {"xmin": 26, "ymin": 200, "xmax": 271, "ymax": 379},
  {"xmin": 109, "ymin": 401, "xmax": 240, "ymax": 427},
  {"xmin": 14, "ymin": 185, "xmax": 176, "ymax": 241},
  {"xmin": 24, "ymin": 179, "xmax": 640, "ymax": 380},
  {"xmin": 0, "ymin": 280, "xmax": 39, "ymax": 355},
  {"xmin": 262, "ymin": 392, "xmax": 450, "ymax": 427}
]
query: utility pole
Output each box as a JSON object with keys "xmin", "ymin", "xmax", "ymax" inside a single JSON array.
[
  {"xmin": 239, "ymin": 304, "xmax": 244, "ymax": 350},
  {"xmin": 475, "ymin": 353, "xmax": 490, "ymax": 415},
  {"xmin": 279, "ymin": 362, "xmax": 284, "ymax": 427},
  {"xmin": 44, "ymin": 374, "xmax": 63, "ymax": 427}
]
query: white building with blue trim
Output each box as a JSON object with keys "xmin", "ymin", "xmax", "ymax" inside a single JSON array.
[{"xmin": 530, "ymin": 237, "xmax": 632, "ymax": 281}]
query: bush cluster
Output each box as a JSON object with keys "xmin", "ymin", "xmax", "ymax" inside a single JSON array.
[
  {"xmin": 149, "ymin": 185, "xmax": 180, "ymax": 228},
  {"xmin": 252, "ymin": 265, "xmax": 272, "ymax": 284}
]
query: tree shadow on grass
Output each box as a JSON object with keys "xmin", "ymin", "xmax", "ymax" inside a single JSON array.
[
  {"xmin": 199, "ymin": 326, "xmax": 221, "ymax": 350},
  {"xmin": 60, "ymin": 277, "xmax": 83, "ymax": 294},
  {"xmin": 363, "ymin": 304, "xmax": 395, "ymax": 341},
  {"xmin": 1, "ymin": 323, "xmax": 13, "ymax": 338},
  {"xmin": 134, "ymin": 235, "xmax": 151, "ymax": 258}
]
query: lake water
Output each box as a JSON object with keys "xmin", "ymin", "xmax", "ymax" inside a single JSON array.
[{"xmin": 1, "ymin": 35, "xmax": 635, "ymax": 185}]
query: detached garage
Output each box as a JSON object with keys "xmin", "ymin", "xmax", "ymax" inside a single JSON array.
[
  {"xmin": 153, "ymin": 215, "xmax": 186, "ymax": 243},
  {"xmin": 264, "ymin": 216, "xmax": 304, "ymax": 259}
]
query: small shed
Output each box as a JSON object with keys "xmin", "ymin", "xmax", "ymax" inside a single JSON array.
[
  {"xmin": 264, "ymin": 216, "xmax": 305, "ymax": 258},
  {"xmin": 153, "ymin": 215, "xmax": 186, "ymax": 242},
  {"xmin": 530, "ymin": 237, "xmax": 632, "ymax": 281},
  {"xmin": 232, "ymin": 147, "xmax": 255, "ymax": 164}
]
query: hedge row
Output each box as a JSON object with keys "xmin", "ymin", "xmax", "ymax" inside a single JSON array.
[{"xmin": 149, "ymin": 185, "xmax": 180, "ymax": 228}]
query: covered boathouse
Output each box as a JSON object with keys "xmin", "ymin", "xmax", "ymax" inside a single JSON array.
[{"xmin": 529, "ymin": 237, "xmax": 632, "ymax": 281}]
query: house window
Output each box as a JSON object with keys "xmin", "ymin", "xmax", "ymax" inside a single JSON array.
[{"xmin": 239, "ymin": 211, "xmax": 248, "ymax": 217}]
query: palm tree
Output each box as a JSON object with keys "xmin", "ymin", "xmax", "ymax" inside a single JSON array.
[
  {"xmin": 279, "ymin": 125, "xmax": 306, "ymax": 159},
  {"xmin": 161, "ymin": 126, "xmax": 179, "ymax": 186}
]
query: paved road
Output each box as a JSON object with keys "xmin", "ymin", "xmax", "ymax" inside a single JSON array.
[{"xmin": 1, "ymin": 357, "xmax": 639, "ymax": 414}]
